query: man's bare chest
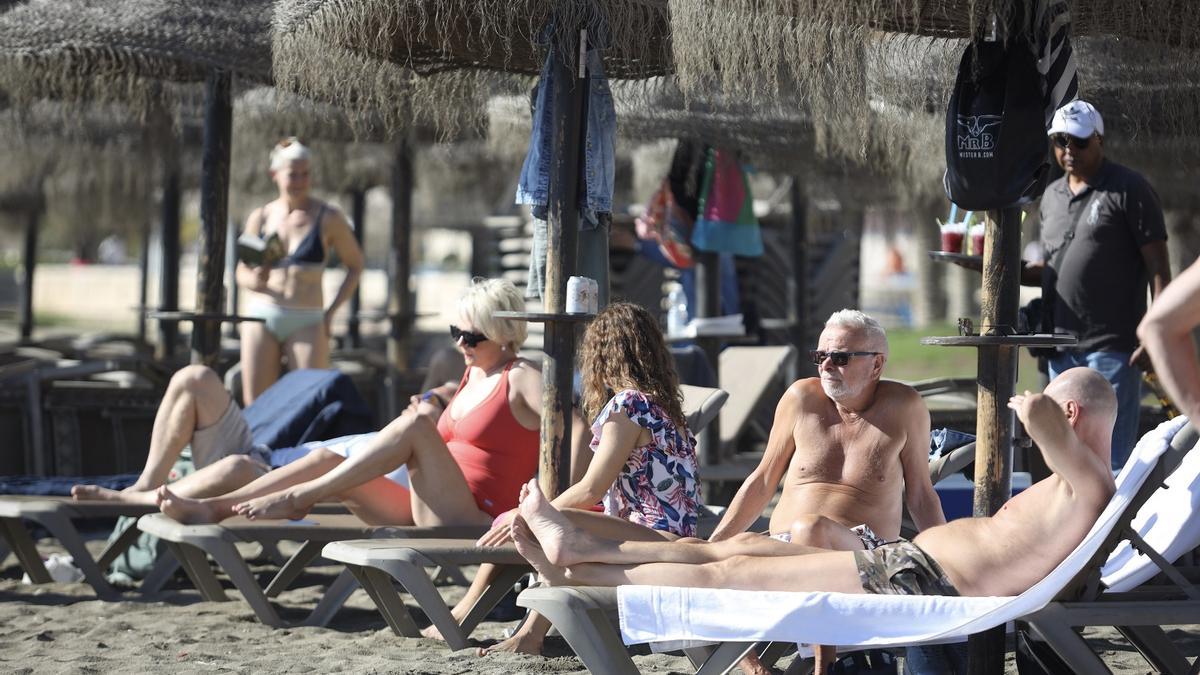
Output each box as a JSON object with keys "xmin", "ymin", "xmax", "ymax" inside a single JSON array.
[{"xmin": 788, "ymin": 416, "xmax": 902, "ymax": 485}]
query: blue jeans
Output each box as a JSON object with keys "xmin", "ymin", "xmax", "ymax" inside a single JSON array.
[
  {"xmin": 515, "ymin": 40, "xmax": 616, "ymax": 218},
  {"xmin": 1049, "ymin": 350, "xmax": 1142, "ymax": 469},
  {"xmin": 905, "ymin": 642, "xmax": 968, "ymax": 674}
]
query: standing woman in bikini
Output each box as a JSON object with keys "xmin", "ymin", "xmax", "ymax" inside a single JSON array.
[{"xmin": 235, "ymin": 137, "xmax": 364, "ymax": 404}]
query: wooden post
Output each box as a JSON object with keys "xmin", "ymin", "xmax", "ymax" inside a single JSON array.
[
  {"xmin": 158, "ymin": 156, "xmax": 181, "ymax": 360},
  {"xmin": 137, "ymin": 219, "xmax": 151, "ymax": 344},
  {"xmin": 967, "ymin": 206, "xmax": 1023, "ymax": 674},
  {"xmin": 18, "ymin": 207, "xmax": 39, "ymax": 343},
  {"xmin": 539, "ymin": 29, "xmax": 586, "ymax": 498},
  {"xmin": 349, "ymin": 188, "xmax": 366, "ymax": 349},
  {"xmin": 790, "ymin": 178, "xmax": 813, "ymax": 378},
  {"xmin": 391, "ymin": 140, "xmax": 420, "ymax": 379},
  {"xmin": 192, "ymin": 69, "xmax": 233, "ymax": 367},
  {"xmin": 693, "ymin": 250, "xmax": 721, "ymax": 465},
  {"xmin": 224, "ymin": 218, "xmax": 239, "ymax": 339}
]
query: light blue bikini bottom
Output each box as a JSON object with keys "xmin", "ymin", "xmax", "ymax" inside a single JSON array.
[{"xmin": 246, "ymin": 301, "xmax": 324, "ymax": 342}]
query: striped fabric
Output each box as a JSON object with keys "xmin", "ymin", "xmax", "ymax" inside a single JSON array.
[{"xmin": 1033, "ymin": 0, "xmax": 1079, "ymax": 127}]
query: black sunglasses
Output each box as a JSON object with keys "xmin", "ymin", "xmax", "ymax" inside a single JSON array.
[
  {"xmin": 450, "ymin": 325, "xmax": 489, "ymax": 347},
  {"xmin": 1051, "ymin": 133, "xmax": 1092, "ymax": 150},
  {"xmin": 809, "ymin": 350, "xmax": 882, "ymax": 366}
]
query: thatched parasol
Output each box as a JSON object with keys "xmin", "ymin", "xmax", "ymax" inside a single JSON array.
[
  {"xmin": 0, "ymin": 0, "xmax": 279, "ymax": 363},
  {"xmin": 0, "ymin": 0, "xmax": 273, "ymax": 115},
  {"xmin": 271, "ymin": 0, "xmax": 671, "ymax": 132}
]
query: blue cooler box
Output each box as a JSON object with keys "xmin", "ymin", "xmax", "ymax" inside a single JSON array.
[{"xmin": 935, "ymin": 471, "xmax": 1032, "ymax": 521}]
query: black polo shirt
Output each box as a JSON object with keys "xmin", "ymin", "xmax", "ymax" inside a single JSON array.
[{"xmin": 1039, "ymin": 160, "xmax": 1167, "ymax": 353}]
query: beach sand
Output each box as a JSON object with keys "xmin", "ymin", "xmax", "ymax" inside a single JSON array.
[{"xmin": 1, "ymin": 538, "xmax": 1196, "ymax": 673}]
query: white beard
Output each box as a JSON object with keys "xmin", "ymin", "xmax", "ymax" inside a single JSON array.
[{"xmin": 820, "ymin": 376, "xmax": 862, "ymax": 401}]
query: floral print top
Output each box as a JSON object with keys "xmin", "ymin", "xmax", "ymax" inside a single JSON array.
[{"xmin": 590, "ymin": 389, "xmax": 701, "ymax": 536}]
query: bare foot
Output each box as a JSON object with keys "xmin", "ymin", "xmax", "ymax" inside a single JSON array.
[
  {"xmin": 511, "ymin": 516, "xmax": 570, "ymax": 586},
  {"xmin": 233, "ymin": 491, "xmax": 309, "ymax": 521},
  {"xmin": 516, "ymin": 479, "xmax": 597, "ymax": 567},
  {"xmin": 477, "ymin": 629, "xmax": 544, "ymax": 656},
  {"xmin": 157, "ymin": 486, "xmax": 224, "ymax": 524},
  {"xmin": 420, "ymin": 624, "xmax": 446, "ymax": 640},
  {"xmin": 738, "ymin": 652, "xmax": 776, "ymax": 675},
  {"xmin": 71, "ymin": 484, "xmax": 155, "ymax": 504}
]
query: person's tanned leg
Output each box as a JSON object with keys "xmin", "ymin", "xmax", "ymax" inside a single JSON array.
[
  {"xmin": 232, "ymin": 413, "xmax": 490, "ymax": 527},
  {"xmin": 158, "ymin": 447, "xmax": 344, "ymax": 523},
  {"xmin": 517, "ymin": 479, "xmax": 811, "ymax": 568},
  {"xmin": 73, "ymin": 365, "xmax": 232, "ymax": 502}
]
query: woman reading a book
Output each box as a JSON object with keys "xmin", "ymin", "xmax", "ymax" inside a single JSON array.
[{"xmin": 235, "ymin": 138, "xmax": 364, "ymax": 404}]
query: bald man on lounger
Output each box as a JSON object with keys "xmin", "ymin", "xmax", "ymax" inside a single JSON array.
[{"xmin": 510, "ymin": 368, "xmax": 1117, "ymax": 673}]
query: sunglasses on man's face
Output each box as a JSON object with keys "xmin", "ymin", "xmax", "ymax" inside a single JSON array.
[
  {"xmin": 809, "ymin": 350, "xmax": 882, "ymax": 367},
  {"xmin": 450, "ymin": 325, "xmax": 489, "ymax": 348},
  {"xmin": 1051, "ymin": 133, "xmax": 1092, "ymax": 150}
]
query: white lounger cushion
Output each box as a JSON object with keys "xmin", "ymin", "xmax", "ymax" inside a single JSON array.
[{"xmin": 618, "ymin": 416, "xmax": 1189, "ymax": 649}]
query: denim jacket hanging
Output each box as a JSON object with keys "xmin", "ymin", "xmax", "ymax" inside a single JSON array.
[
  {"xmin": 519, "ymin": 39, "xmax": 617, "ymax": 298},
  {"xmin": 515, "ymin": 41, "xmax": 616, "ymax": 223}
]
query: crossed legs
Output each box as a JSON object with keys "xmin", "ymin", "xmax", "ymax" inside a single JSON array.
[
  {"xmin": 71, "ymin": 365, "xmax": 260, "ymax": 504},
  {"xmin": 158, "ymin": 410, "xmax": 492, "ymax": 529}
]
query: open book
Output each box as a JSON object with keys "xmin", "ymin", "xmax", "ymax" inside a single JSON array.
[{"xmin": 237, "ymin": 232, "xmax": 285, "ymax": 267}]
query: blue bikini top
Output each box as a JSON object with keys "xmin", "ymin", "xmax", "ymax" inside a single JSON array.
[{"xmin": 278, "ymin": 204, "xmax": 327, "ymax": 266}]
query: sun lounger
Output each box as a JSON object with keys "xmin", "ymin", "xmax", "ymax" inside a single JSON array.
[
  {"xmin": 717, "ymin": 346, "xmax": 796, "ymax": 457},
  {"xmin": 0, "ymin": 496, "xmax": 162, "ymax": 599},
  {"xmin": 323, "ymin": 538, "xmax": 529, "ymax": 649},
  {"xmin": 518, "ymin": 416, "xmax": 1198, "ymax": 674},
  {"xmin": 319, "ymin": 386, "xmax": 732, "ymax": 646},
  {"xmin": 137, "ymin": 511, "xmax": 485, "ymax": 628},
  {"xmin": 679, "ymin": 385, "xmax": 728, "ymax": 436}
]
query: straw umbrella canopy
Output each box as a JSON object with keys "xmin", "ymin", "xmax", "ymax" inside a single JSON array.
[
  {"xmin": 0, "ymin": 0, "xmax": 278, "ymax": 364},
  {"xmin": 0, "ymin": 0, "xmax": 272, "ymax": 111}
]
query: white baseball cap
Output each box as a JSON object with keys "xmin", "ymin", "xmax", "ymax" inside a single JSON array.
[{"xmin": 1047, "ymin": 100, "xmax": 1104, "ymax": 138}]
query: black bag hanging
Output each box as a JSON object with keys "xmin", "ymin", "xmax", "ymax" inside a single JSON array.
[{"xmin": 943, "ymin": 22, "xmax": 1050, "ymax": 211}]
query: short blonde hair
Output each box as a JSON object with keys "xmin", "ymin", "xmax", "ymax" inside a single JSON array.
[
  {"xmin": 457, "ymin": 277, "xmax": 527, "ymax": 352},
  {"xmin": 269, "ymin": 137, "xmax": 311, "ymax": 171}
]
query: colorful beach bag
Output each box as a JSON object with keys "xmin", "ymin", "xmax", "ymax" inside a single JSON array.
[
  {"xmin": 636, "ymin": 179, "xmax": 696, "ymax": 269},
  {"xmin": 690, "ymin": 148, "xmax": 763, "ymax": 257}
]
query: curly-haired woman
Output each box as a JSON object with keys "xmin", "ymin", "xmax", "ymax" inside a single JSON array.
[{"xmin": 438, "ymin": 302, "xmax": 702, "ymax": 655}]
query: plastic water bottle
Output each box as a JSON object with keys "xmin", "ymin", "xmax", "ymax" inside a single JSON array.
[{"xmin": 666, "ymin": 284, "xmax": 688, "ymax": 337}]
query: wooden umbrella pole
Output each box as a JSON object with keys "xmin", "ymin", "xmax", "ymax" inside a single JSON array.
[
  {"xmin": 348, "ymin": 187, "xmax": 366, "ymax": 349},
  {"xmin": 158, "ymin": 154, "xmax": 182, "ymax": 360},
  {"xmin": 967, "ymin": 205, "xmax": 1023, "ymax": 674},
  {"xmin": 18, "ymin": 206, "xmax": 39, "ymax": 343},
  {"xmin": 137, "ymin": 218, "xmax": 151, "ymax": 344},
  {"xmin": 539, "ymin": 28, "xmax": 587, "ymax": 499},
  {"xmin": 192, "ymin": 69, "xmax": 233, "ymax": 367},
  {"xmin": 790, "ymin": 178, "xmax": 811, "ymax": 378},
  {"xmin": 387, "ymin": 139, "xmax": 414, "ymax": 399}
]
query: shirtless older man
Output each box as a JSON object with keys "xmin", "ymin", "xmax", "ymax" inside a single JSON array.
[
  {"xmin": 510, "ymin": 367, "xmax": 1117, "ymax": 673},
  {"xmin": 712, "ymin": 309, "xmax": 946, "ymax": 550},
  {"xmin": 709, "ymin": 309, "xmax": 946, "ymax": 672}
]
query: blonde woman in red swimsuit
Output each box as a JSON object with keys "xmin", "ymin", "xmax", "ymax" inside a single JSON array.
[{"xmin": 155, "ymin": 278, "xmax": 542, "ymax": 528}]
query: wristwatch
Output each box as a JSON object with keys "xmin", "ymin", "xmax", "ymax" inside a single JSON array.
[{"xmin": 420, "ymin": 390, "xmax": 447, "ymax": 408}]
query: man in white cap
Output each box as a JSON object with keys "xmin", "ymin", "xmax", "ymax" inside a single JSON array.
[{"xmin": 1029, "ymin": 99, "xmax": 1171, "ymax": 468}]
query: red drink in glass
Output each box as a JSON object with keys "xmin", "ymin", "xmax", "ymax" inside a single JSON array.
[{"xmin": 941, "ymin": 230, "xmax": 965, "ymax": 253}]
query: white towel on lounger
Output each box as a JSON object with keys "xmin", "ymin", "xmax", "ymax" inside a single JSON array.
[{"xmin": 618, "ymin": 416, "xmax": 1188, "ymax": 649}]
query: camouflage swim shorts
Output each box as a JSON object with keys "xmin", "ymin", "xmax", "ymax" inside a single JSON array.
[{"xmin": 854, "ymin": 540, "xmax": 959, "ymax": 596}]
